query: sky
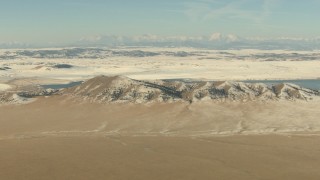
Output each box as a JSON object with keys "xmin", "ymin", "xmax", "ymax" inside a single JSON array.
[{"xmin": 1, "ymin": 0, "xmax": 320, "ymax": 44}]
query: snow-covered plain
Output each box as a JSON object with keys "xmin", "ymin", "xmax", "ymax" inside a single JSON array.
[{"xmin": 0, "ymin": 47, "xmax": 320, "ymax": 84}]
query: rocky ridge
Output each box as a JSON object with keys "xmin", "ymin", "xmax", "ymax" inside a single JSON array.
[
  {"xmin": 1, "ymin": 75, "xmax": 319, "ymax": 104},
  {"xmin": 60, "ymin": 76, "xmax": 320, "ymax": 103}
]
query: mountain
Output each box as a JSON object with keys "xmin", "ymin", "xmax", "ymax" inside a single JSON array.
[
  {"xmin": 74, "ymin": 34, "xmax": 320, "ymax": 50},
  {"xmin": 60, "ymin": 76, "xmax": 182, "ymax": 103},
  {"xmin": 1, "ymin": 76, "xmax": 319, "ymax": 104},
  {"xmin": 60, "ymin": 76, "xmax": 320, "ymax": 103},
  {"xmin": 2, "ymin": 33, "xmax": 320, "ymax": 50}
]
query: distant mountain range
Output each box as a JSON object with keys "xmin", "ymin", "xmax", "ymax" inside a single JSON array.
[
  {"xmin": 1, "ymin": 33, "xmax": 320, "ymax": 50},
  {"xmin": 75, "ymin": 34, "xmax": 320, "ymax": 50}
]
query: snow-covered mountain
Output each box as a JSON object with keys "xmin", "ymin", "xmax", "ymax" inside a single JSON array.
[
  {"xmin": 2, "ymin": 33, "xmax": 320, "ymax": 50},
  {"xmin": 1, "ymin": 76, "xmax": 319, "ymax": 104},
  {"xmin": 74, "ymin": 34, "xmax": 320, "ymax": 50},
  {"xmin": 59, "ymin": 76, "xmax": 320, "ymax": 103}
]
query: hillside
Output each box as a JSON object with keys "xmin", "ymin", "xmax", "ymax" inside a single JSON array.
[{"xmin": 60, "ymin": 76, "xmax": 320, "ymax": 103}]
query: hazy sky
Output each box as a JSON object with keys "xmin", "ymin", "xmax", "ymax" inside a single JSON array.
[{"xmin": 1, "ymin": 0, "xmax": 320, "ymax": 44}]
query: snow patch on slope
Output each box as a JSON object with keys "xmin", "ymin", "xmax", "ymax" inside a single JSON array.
[{"xmin": 0, "ymin": 84, "xmax": 11, "ymax": 91}]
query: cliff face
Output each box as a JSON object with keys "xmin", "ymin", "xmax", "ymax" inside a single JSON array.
[{"xmin": 60, "ymin": 76, "xmax": 320, "ymax": 103}]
